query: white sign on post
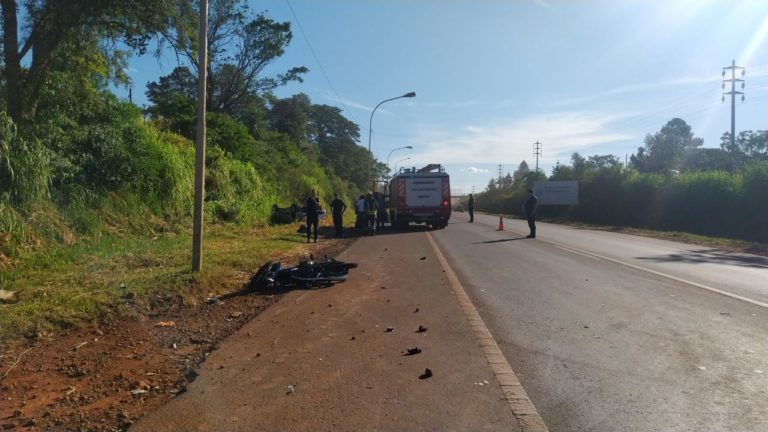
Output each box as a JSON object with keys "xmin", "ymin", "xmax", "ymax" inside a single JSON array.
[{"xmin": 533, "ymin": 181, "xmax": 579, "ymax": 205}]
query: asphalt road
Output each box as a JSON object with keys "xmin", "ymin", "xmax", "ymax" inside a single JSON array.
[{"xmin": 432, "ymin": 212, "xmax": 768, "ymax": 432}]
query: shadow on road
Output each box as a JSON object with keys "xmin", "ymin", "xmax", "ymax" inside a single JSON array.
[
  {"xmin": 635, "ymin": 249, "xmax": 768, "ymax": 269},
  {"xmin": 473, "ymin": 237, "xmax": 528, "ymax": 244}
]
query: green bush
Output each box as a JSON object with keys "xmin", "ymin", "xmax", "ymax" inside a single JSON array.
[{"xmin": 0, "ymin": 112, "xmax": 51, "ymax": 206}]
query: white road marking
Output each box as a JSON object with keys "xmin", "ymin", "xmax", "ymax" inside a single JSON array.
[{"xmin": 427, "ymin": 231, "xmax": 549, "ymax": 432}]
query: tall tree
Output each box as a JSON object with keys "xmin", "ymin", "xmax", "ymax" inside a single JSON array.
[
  {"xmin": 267, "ymin": 93, "xmax": 311, "ymax": 146},
  {"xmin": 0, "ymin": 0, "xmax": 173, "ymax": 122},
  {"xmin": 306, "ymin": 103, "xmax": 369, "ymax": 188},
  {"xmin": 720, "ymin": 130, "xmax": 768, "ymax": 166},
  {"xmin": 512, "ymin": 160, "xmax": 529, "ymax": 183},
  {"xmin": 632, "ymin": 118, "xmax": 703, "ymax": 173},
  {"xmin": 158, "ymin": 0, "xmax": 307, "ymax": 117}
]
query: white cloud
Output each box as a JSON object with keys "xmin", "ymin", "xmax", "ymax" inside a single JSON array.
[
  {"xmin": 405, "ymin": 111, "xmax": 636, "ymax": 166},
  {"xmin": 460, "ymin": 167, "xmax": 489, "ymax": 174}
]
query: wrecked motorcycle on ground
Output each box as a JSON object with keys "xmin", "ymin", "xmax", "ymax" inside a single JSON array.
[{"xmin": 249, "ymin": 256, "xmax": 357, "ymax": 291}]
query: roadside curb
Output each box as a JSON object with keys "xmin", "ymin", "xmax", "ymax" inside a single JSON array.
[{"xmin": 427, "ymin": 232, "xmax": 550, "ymax": 432}]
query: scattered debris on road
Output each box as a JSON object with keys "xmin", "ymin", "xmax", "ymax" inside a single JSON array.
[
  {"xmin": 416, "ymin": 325, "xmax": 428, "ymax": 333},
  {"xmin": 385, "ymin": 327, "xmax": 394, "ymax": 332},
  {"xmin": 419, "ymin": 368, "xmax": 433, "ymax": 379},
  {"xmin": 404, "ymin": 347, "xmax": 422, "ymax": 356}
]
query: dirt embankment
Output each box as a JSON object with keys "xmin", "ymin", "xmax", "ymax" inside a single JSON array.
[{"xmin": 0, "ymin": 241, "xmax": 348, "ymax": 432}]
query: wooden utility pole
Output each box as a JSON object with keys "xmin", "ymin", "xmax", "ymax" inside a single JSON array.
[{"xmin": 192, "ymin": 0, "xmax": 209, "ymax": 272}]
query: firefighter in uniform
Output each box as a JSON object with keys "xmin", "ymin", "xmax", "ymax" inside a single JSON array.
[{"xmin": 364, "ymin": 192, "xmax": 378, "ymax": 235}]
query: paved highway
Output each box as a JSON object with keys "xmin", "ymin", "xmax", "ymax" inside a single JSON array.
[{"xmin": 432, "ymin": 212, "xmax": 768, "ymax": 432}]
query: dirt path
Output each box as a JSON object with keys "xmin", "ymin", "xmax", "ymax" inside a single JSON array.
[{"xmin": 131, "ymin": 230, "xmax": 520, "ymax": 431}]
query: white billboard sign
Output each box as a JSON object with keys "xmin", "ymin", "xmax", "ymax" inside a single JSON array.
[{"xmin": 533, "ymin": 181, "xmax": 579, "ymax": 205}]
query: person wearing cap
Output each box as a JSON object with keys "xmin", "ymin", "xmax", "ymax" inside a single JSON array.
[{"xmin": 523, "ymin": 188, "xmax": 538, "ymax": 238}]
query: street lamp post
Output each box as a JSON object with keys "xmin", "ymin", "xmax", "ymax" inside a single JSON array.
[
  {"xmin": 386, "ymin": 145, "xmax": 413, "ymax": 179},
  {"xmin": 393, "ymin": 157, "xmax": 412, "ymax": 175},
  {"xmin": 367, "ymin": 92, "xmax": 416, "ymax": 189}
]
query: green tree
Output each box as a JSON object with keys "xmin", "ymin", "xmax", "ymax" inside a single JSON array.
[
  {"xmin": 512, "ymin": 160, "xmax": 529, "ymax": 183},
  {"xmin": 306, "ymin": 103, "xmax": 369, "ymax": 189},
  {"xmin": 632, "ymin": 118, "xmax": 703, "ymax": 173},
  {"xmin": 267, "ymin": 94, "xmax": 311, "ymax": 147},
  {"xmin": 0, "ymin": 0, "xmax": 173, "ymax": 122},
  {"xmin": 159, "ymin": 0, "xmax": 307, "ymax": 117},
  {"xmin": 144, "ymin": 66, "xmax": 198, "ymax": 135},
  {"xmin": 720, "ymin": 130, "xmax": 768, "ymax": 167}
]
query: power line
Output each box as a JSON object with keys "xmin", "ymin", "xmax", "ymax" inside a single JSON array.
[{"xmin": 284, "ymin": 0, "xmax": 360, "ymax": 126}]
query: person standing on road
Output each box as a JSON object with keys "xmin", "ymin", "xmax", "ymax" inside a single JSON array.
[
  {"xmin": 305, "ymin": 190, "xmax": 321, "ymax": 243},
  {"xmin": 523, "ymin": 188, "xmax": 538, "ymax": 238},
  {"xmin": 468, "ymin": 193, "xmax": 475, "ymax": 223},
  {"xmin": 355, "ymin": 194, "xmax": 366, "ymax": 230},
  {"xmin": 330, "ymin": 193, "xmax": 347, "ymax": 238},
  {"xmin": 364, "ymin": 192, "xmax": 379, "ymax": 235},
  {"xmin": 375, "ymin": 192, "xmax": 387, "ymax": 229}
]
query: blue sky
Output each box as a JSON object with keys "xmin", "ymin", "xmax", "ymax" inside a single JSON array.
[{"xmin": 116, "ymin": 0, "xmax": 768, "ymax": 195}]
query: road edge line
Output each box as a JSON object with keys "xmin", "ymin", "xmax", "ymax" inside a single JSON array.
[{"xmin": 426, "ymin": 232, "xmax": 549, "ymax": 432}]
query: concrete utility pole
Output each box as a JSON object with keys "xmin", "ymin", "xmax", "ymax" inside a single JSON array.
[
  {"xmin": 192, "ymin": 0, "xmax": 209, "ymax": 272},
  {"xmin": 722, "ymin": 60, "xmax": 745, "ymax": 149},
  {"xmin": 533, "ymin": 140, "xmax": 542, "ymax": 173}
]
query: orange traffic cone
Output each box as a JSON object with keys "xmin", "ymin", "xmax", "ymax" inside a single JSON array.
[{"xmin": 497, "ymin": 215, "xmax": 504, "ymax": 231}]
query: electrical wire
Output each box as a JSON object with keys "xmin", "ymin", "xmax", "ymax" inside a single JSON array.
[{"xmin": 284, "ymin": 0, "xmax": 361, "ymax": 126}]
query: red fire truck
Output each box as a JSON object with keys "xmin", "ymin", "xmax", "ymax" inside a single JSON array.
[{"xmin": 387, "ymin": 164, "xmax": 451, "ymax": 229}]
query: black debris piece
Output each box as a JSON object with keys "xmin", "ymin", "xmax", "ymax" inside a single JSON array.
[
  {"xmin": 404, "ymin": 347, "xmax": 422, "ymax": 356},
  {"xmin": 419, "ymin": 368, "xmax": 433, "ymax": 380},
  {"xmin": 416, "ymin": 325, "xmax": 428, "ymax": 333}
]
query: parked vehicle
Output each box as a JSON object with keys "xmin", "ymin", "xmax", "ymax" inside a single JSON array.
[{"xmin": 388, "ymin": 164, "xmax": 451, "ymax": 229}]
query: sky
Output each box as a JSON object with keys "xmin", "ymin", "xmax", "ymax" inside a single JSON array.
[{"xmin": 115, "ymin": 0, "xmax": 768, "ymax": 195}]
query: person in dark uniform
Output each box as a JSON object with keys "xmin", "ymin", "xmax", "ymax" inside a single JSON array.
[
  {"xmin": 305, "ymin": 190, "xmax": 320, "ymax": 243},
  {"xmin": 364, "ymin": 192, "xmax": 378, "ymax": 235},
  {"xmin": 523, "ymin": 189, "xmax": 538, "ymax": 238},
  {"xmin": 468, "ymin": 193, "xmax": 475, "ymax": 223},
  {"xmin": 374, "ymin": 192, "xmax": 387, "ymax": 229},
  {"xmin": 330, "ymin": 193, "xmax": 347, "ymax": 238}
]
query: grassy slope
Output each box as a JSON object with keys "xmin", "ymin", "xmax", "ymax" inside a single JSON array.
[{"xmin": 0, "ymin": 220, "xmax": 339, "ymax": 339}]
